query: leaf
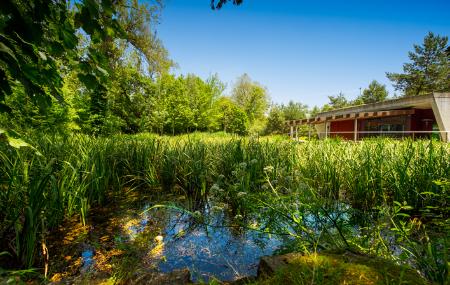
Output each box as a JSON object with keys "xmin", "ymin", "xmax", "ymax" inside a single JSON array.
[
  {"xmin": 0, "ymin": 42, "xmax": 18, "ymax": 63},
  {"xmin": 8, "ymin": 137, "xmax": 30, "ymax": 149},
  {"xmin": 96, "ymin": 65, "xmax": 108, "ymax": 77},
  {"xmin": 38, "ymin": 51, "xmax": 47, "ymax": 61}
]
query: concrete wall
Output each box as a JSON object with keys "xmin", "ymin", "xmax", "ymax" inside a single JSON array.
[
  {"xmin": 431, "ymin": 93, "xmax": 450, "ymax": 142},
  {"xmin": 315, "ymin": 123, "xmax": 327, "ymax": 139}
]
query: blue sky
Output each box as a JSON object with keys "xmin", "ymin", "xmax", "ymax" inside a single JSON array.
[{"xmin": 157, "ymin": 0, "xmax": 450, "ymax": 107}]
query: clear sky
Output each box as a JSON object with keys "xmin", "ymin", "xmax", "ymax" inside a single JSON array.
[{"xmin": 157, "ymin": 0, "xmax": 450, "ymax": 107}]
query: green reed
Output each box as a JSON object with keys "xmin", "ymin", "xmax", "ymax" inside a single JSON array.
[{"xmin": 0, "ymin": 133, "xmax": 448, "ymax": 274}]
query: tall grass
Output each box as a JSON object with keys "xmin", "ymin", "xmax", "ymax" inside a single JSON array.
[{"xmin": 0, "ymin": 133, "xmax": 448, "ymax": 272}]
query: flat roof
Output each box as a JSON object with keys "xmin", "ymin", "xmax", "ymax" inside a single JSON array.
[{"xmin": 286, "ymin": 93, "xmax": 450, "ymax": 126}]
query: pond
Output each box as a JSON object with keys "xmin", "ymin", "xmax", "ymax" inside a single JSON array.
[{"xmin": 62, "ymin": 195, "xmax": 284, "ymax": 283}]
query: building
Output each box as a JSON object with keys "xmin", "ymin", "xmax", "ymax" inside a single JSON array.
[{"xmin": 287, "ymin": 93, "xmax": 450, "ymax": 141}]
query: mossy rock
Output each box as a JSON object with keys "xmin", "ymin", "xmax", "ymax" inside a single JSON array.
[{"xmin": 252, "ymin": 251, "xmax": 430, "ymax": 285}]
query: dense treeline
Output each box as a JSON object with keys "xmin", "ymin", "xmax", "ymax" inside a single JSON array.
[{"xmin": 1, "ymin": 1, "xmax": 449, "ymax": 139}]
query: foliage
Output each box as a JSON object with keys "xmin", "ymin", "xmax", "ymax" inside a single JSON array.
[
  {"xmin": 265, "ymin": 105, "xmax": 285, "ymax": 134},
  {"xmin": 1, "ymin": 134, "xmax": 448, "ymax": 283},
  {"xmin": 215, "ymin": 97, "xmax": 249, "ymax": 135},
  {"xmin": 387, "ymin": 32, "xmax": 450, "ymax": 96},
  {"xmin": 211, "ymin": 0, "xmax": 243, "ymax": 10},
  {"xmin": 0, "ymin": 0, "xmax": 128, "ymax": 115},
  {"xmin": 280, "ymin": 101, "xmax": 308, "ymax": 121},
  {"xmin": 231, "ymin": 74, "xmax": 270, "ymax": 125},
  {"xmin": 355, "ymin": 80, "xmax": 389, "ymax": 105},
  {"xmin": 321, "ymin": 92, "xmax": 349, "ymax": 111}
]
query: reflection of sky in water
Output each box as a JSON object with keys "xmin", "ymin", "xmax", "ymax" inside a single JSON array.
[
  {"xmin": 127, "ymin": 204, "xmax": 152, "ymax": 240},
  {"xmin": 81, "ymin": 248, "xmax": 94, "ymax": 270},
  {"xmin": 151, "ymin": 208, "xmax": 283, "ymax": 282}
]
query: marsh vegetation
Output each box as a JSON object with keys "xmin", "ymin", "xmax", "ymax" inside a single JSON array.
[{"xmin": 0, "ymin": 134, "xmax": 448, "ymax": 283}]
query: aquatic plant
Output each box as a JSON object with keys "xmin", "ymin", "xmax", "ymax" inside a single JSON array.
[{"xmin": 0, "ymin": 133, "xmax": 448, "ymax": 284}]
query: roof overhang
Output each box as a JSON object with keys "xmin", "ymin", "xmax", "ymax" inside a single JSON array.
[
  {"xmin": 286, "ymin": 109, "xmax": 416, "ymax": 126},
  {"xmin": 285, "ymin": 93, "xmax": 449, "ymax": 127}
]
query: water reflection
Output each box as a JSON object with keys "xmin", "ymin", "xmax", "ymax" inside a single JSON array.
[{"xmin": 144, "ymin": 204, "xmax": 283, "ymax": 282}]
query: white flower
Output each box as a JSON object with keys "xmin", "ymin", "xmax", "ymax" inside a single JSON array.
[
  {"xmin": 237, "ymin": 192, "xmax": 247, "ymax": 198},
  {"xmin": 250, "ymin": 159, "xmax": 258, "ymax": 165},
  {"xmin": 211, "ymin": 205, "xmax": 222, "ymax": 212},
  {"xmin": 210, "ymin": 184, "xmax": 220, "ymax": 192},
  {"xmin": 239, "ymin": 162, "xmax": 247, "ymax": 169},
  {"xmin": 263, "ymin": 166, "xmax": 274, "ymax": 173}
]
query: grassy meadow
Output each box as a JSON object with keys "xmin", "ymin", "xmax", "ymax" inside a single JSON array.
[{"xmin": 0, "ymin": 133, "xmax": 449, "ymax": 283}]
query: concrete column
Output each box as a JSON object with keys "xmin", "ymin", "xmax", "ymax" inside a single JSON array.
[
  {"xmin": 315, "ymin": 123, "xmax": 326, "ymax": 139},
  {"xmin": 354, "ymin": 119, "xmax": 358, "ymax": 141},
  {"xmin": 295, "ymin": 126, "xmax": 299, "ymax": 140},
  {"xmin": 431, "ymin": 93, "xmax": 450, "ymax": 142},
  {"xmin": 290, "ymin": 126, "xmax": 294, "ymax": 139}
]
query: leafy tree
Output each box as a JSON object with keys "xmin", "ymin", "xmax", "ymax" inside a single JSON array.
[
  {"xmin": 215, "ymin": 97, "xmax": 248, "ymax": 135},
  {"xmin": 281, "ymin": 101, "xmax": 308, "ymax": 121},
  {"xmin": 310, "ymin": 106, "xmax": 322, "ymax": 117},
  {"xmin": 231, "ymin": 74, "xmax": 269, "ymax": 124},
  {"xmin": 355, "ymin": 80, "xmax": 389, "ymax": 104},
  {"xmin": 265, "ymin": 105, "xmax": 285, "ymax": 134},
  {"xmin": 116, "ymin": 0, "xmax": 172, "ymax": 77},
  {"xmin": 387, "ymin": 32, "xmax": 450, "ymax": 96},
  {"xmin": 0, "ymin": 0, "xmax": 129, "ymax": 140},
  {"xmin": 321, "ymin": 92, "xmax": 349, "ymax": 111}
]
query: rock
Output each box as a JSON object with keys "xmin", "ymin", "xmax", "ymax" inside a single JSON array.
[
  {"xmin": 226, "ymin": 276, "xmax": 257, "ymax": 285},
  {"xmin": 257, "ymin": 252, "xmax": 302, "ymax": 277},
  {"xmin": 133, "ymin": 268, "xmax": 191, "ymax": 285}
]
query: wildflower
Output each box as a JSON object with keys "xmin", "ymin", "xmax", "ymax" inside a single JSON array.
[
  {"xmin": 263, "ymin": 166, "xmax": 274, "ymax": 173},
  {"xmin": 211, "ymin": 205, "xmax": 222, "ymax": 212},
  {"xmin": 234, "ymin": 214, "xmax": 243, "ymax": 220},
  {"xmin": 239, "ymin": 162, "xmax": 247, "ymax": 169},
  {"xmin": 218, "ymin": 174, "xmax": 225, "ymax": 180},
  {"xmin": 237, "ymin": 192, "xmax": 247, "ymax": 198},
  {"xmin": 210, "ymin": 184, "xmax": 220, "ymax": 192},
  {"xmin": 250, "ymin": 159, "xmax": 258, "ymax": 165},
  {"xmin": 154, "ymin": 235, "xmax": 163, "ymax": 243}
]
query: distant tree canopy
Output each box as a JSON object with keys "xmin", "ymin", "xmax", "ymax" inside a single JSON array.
[
  {"xmin": 355, "ymin": 80, "xmax": 389, "ymax": 105},
  {"xmin": 387, "ymin": 32, "xmax": 450, "ymax": 96},
  {"xmin": 1, "ymin": 1, "xmax": 448, "ymax": 139},
  {"xmin": 321, "ymin": 92, "xmax": 349, "ymax": 112},
  {"xmin": 231, "ymin": 74, "xmax": 269, "ymax": 124}
]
